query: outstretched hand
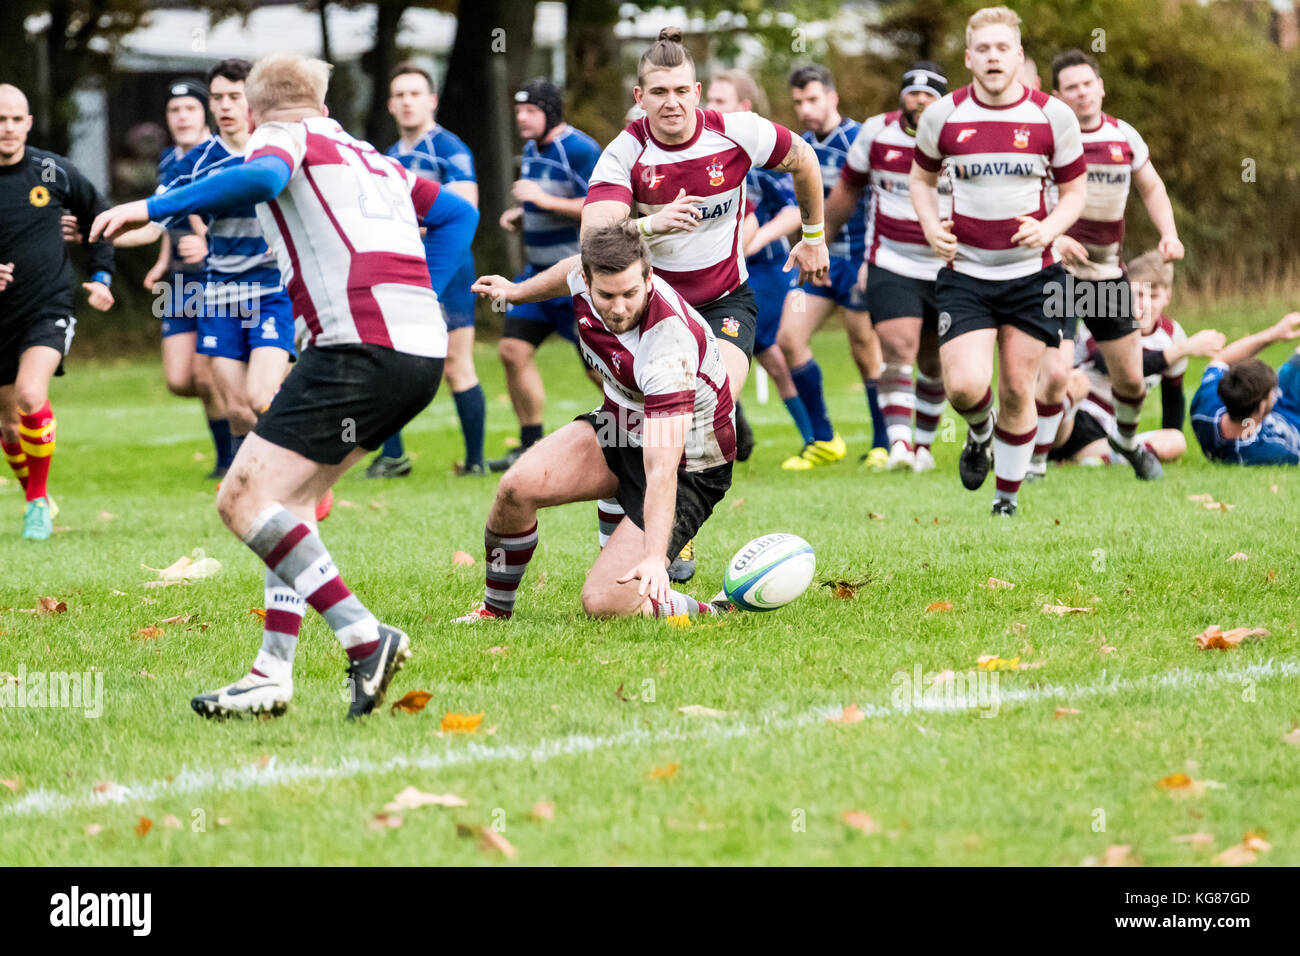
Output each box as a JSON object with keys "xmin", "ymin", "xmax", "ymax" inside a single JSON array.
[{"xmin": 89, "ymin": 200, "xmax": 150, "ymax": 244}]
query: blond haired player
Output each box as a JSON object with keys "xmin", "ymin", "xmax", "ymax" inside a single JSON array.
[
  {"xmin": 92, "ymin": 54, "xmax": 478, "ymax": 720},
  {"xmin": 909, "ymin": 6, "xmax": 1087, "ymax": 516}
]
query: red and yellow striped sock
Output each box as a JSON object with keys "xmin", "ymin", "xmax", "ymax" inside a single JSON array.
[
  {"xmin": 2, "ymin": 438, "xmax": 27, "ymax": 491},
  {"xmin": 18, "ymin": 401, "xmax": 55, "ymax": 502}
]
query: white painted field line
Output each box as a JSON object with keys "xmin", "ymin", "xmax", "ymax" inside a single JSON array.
[{"xmin": 5, "ymin": 658, "xmax": 1297, "ymax": 819}]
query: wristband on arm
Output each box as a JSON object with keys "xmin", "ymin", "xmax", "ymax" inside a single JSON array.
[{"xmin": 801, "ymin": 221, "xmax": 825, "ymax": 245}]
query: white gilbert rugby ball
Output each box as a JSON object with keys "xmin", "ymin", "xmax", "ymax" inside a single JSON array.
[{"xmin": 724, "ymin": 533, "xmax": 816, "ymax": 612}]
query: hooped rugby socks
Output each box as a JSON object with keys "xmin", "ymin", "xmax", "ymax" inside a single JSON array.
[
  {"xmin": 649, "ymin": 590, "xmax": 714, "ymax": 619},
  {"xmin": 2, "ymin": 438, "xmax": 28, "ymax": 491},
  {"xmin": 955, "ymin": 387, "xmax": 994, "ymax": 443},
  {"xmin": 992, "ymin": 423, "xmax": 1037, "ymax": 505},
  {"xmin": 484, "ymin": 523, "xmax": 538, "ymax": 617},
  {"xmin": 880, "ymin": 364, "xmax": 917, "ymax": 448},
  {"xmin": 250, "ymin": 567, "xmax": 304, "ymax": 682},
  {"xmin": 1032, "ymin": 400, "xmax": 1065, "ymax": 467},
  {"xmin": 1113, "ymin": 388, "xmax": 1147, "ymax": 450},
  {"xmin": 18, "ymin": 401, "xmax": 54, "ymax": 502},
  {"xmin": 913, "ymin": 372, "xmax": 945, "ymax": 450},
  {"xmin": 596, "ymin": 498, "xmax": 625, "ymax": 549},
  {"xmin": 244, "ymin": 505, "xmax": 379, "ymax": 660}
]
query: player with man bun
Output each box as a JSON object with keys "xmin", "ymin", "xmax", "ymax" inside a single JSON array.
[
  {"xmin": 456, "ymin": 223, "xmax": 734, "ymax": 623},
  {"xmin": 475, "ymin": 27, "xmax": 828, "ymax": 581}
]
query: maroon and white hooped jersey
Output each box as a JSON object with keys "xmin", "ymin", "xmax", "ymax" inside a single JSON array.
[
  {"xmin": 584, "ymin": 109, "xmax": 794, "ymax": 306},
  {"xmin": 1063, "ymin": 114, "xmax": 1150, "ymax": 281},
  {"xmin": 245, "ymin": 117, "xmax": 447, "ymax": 358},
  {"xmin": 1074, "ymin": 314, "xmax": 1186, "ymax": 429},
  {"xmin": 842, "ymin": 110, "xmax": 945, "ymax": 282},
  {"xmin": 914, "ymin": 84, "xmax": 1085, "ymax": 281},
  {"xmin": 567, "ymin": 268, "xmax": 735, "ymax": 471}
]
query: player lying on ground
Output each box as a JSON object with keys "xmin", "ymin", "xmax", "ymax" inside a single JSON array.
[
  {"xmin": 1050, "ymin": 256, "xmax": 1224, "ymax": 465},
  {"xmin": 0, "ymin": 83, "xmax": 115, "ymax": 540},
  {"xmin": 1028, "ymin": 48, "xmax": 1184, "ymax": 484},
  {"xmin": 1190, "ymin": 312, "xmax": 1300, "ymax": 466},
  {"xmin": 92, "ymin": 53, "xmax": 478, "ymax": 719},
  {"xmin": 456, "ymin": 223, "xmax": 734, "ymax": 623}
]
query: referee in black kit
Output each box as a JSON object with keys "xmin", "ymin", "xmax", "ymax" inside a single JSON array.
[{"xmin": 0, "ymin": 83, "xmax": 115, "ymax": 540}]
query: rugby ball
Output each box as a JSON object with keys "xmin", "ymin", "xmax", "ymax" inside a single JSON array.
[{"xmin": 724, "ymin": 533, "xmax": 816, "ymax": 612}]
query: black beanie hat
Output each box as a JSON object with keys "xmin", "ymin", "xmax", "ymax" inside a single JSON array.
[
  {"xmin": 166, "ymin": 78, "xmax": 210, "ymax": 113},
  {"xmin": 514, "ymin": 77, "xmax": 563, "ymax": 137},
  {"xmin": 901, "ymin": 61, "xmax": 947, "ymax": 101}
]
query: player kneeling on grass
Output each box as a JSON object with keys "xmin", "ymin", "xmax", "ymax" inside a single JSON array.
[
  {"xmin": 91, "ymin": 53, "xmax": 479, "ymax": 719},
  {"xmin": 456, "ymin": 224, "xmax": 735, "ymax": 622},
  {"xmin": 1049, "ymin": 252, "xmax": 1224, "ymax": 467},
  {"xmin": 1190, "ymin": 312, "xmax": 1300, "ymax": 465}
]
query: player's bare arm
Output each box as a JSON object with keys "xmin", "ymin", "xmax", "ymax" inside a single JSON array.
[
  {"xmin": 823, "ymin": 177, "xmax": 863, "ymax": 244},
  {"xmin": 89, "ymin": 199, "xmax": 152, "ymax": 243},
  {"xmin": 1053, "ymin": 233, "xmax": 1090, "ymax": 267},
  {"xmin": 1212, "ymin": 312, "xmax": 1300, "ymax": 367},
  {"xmin": 1133, "ymin": 161, "xmax": 1183, "ymax": 261},
  {"xmin": 745, "ymin": 205, "xmax": 801, "ymax": 258},
  {"xmin": 513, "ymin": 179, "xmax": 585, "ymax": 220},
  {"xmin": 107, "ymin": 221, "xmax": 163, "ymax": 247},
  {"xmin": 1013, "ymin": 172, "xmax": 1085, "ymax": 249},
  {"xmin": 616, "ymin": 412, "xmax": 691, "ymax": 606},
  {"xmin": 446, "ymin": 180, "xmax": 479, "ymax": 208},
  {"xmin": 908, "ymin": 161, "xmax": 956, "ymax": 260},
  {"xmin": 1169, "ymin": 328, "xmax": 1226, "ymax": 363},
  {"xmin": 472, "ymin": 254, "xmax": 580, "ymax": 306},
  {"xmin": 0, "ymin": 261, "xmax": 13, "ymax": 292},
  {"xmin": 772, "ymin": 137, "xmax": 829, "ymax": 284}
]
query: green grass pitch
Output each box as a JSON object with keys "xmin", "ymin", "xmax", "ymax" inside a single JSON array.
[{"xmin": 1, "ymin": 297, "xmax": 1297, "ymax": 866}]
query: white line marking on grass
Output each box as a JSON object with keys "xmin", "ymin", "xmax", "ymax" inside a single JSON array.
[{"xmin": 5, "ymin": 659, "xmax": 1297, "ymax": 819}]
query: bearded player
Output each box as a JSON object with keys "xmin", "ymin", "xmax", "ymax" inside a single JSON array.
[
  {"xmin": 776, "ymin": 64, "xmax": 887, "ymax": 472},
  {"xmin": 1026, "ymin": 48, "xmax": 1184, "ymax": 483},
  {"xmin": 474, "ymin": 27, "xmax": 827, "ymax": 581},
  {"xmin": 910, "ymin": 6, "xmax": 1087, "ymax": 516},
  {"xmin": 92, "ymin": 53, "xmax": 479, "ymax": 719},
  {"xmin": 705, "ymin": 70, "xmax": 813, "ymax": 452},
  {"xmin": 455, "ymin": 224, "xmax": 734, "ymax": 623},
  {"xmin": 828, "ymin": 62, "xmax": 948, "ymax": 474}
]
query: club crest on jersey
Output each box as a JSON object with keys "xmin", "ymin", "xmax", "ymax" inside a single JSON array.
[
  {"xmin": 1012, "ymin": 128, "xmax": 1031, "ymax": 149},
  {"xmin": 612, "ymin": 352, "xmax": 622, "ymax": 373},
  {"xmin": 1109, "ymin": 143, "xmax": 1125, "ymax": 162},
  {"xmin": 707, "ymin": 158, "xmax": 725, "ymax": 187},
  {"xmin": 956, "ymin": 128, "xmax": 978, "ymax": 144},
  {"xmin": 720, "ymin": 316, "xmax": 740, "ymax": 338},
  {"xmin": 29, "ymin": 185, "xmax": 50, "ymax": 207}
]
